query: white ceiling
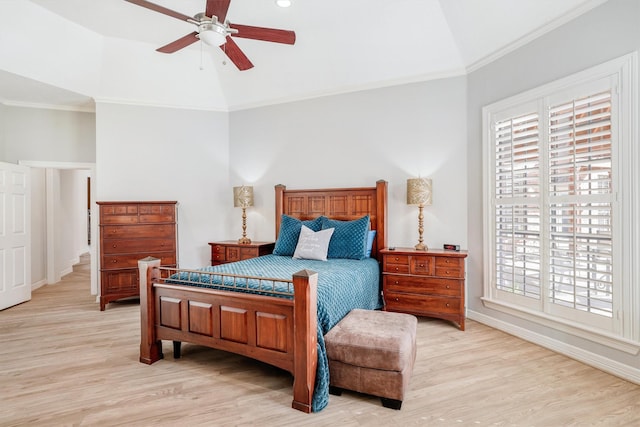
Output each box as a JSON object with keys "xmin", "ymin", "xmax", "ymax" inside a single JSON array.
[{"xmin": 0, "ymin": 0, "xmax": 607, "ymax": 111}]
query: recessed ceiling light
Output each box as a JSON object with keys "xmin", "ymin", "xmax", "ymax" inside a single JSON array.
[{"xmin": 275, "ymin": 0, "xmax": 292, "ymax": 7}]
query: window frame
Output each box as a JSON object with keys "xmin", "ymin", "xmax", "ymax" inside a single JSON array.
[{"xmin": 481, "ymin": 52, "xmax": 639, "ymax": 354}]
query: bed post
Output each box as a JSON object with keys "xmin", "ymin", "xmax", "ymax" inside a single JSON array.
[
  {"xmin": 375, "ymin": 179, "xmax": 388, "ymax": 262},
  {"xmin": 275, "ymin": 184, "xmax": 286, "ymax": 238},
  {"xmin": 291, "ymin": 269, "xmax": 318, "ymax": 413},
  {"xmin": 138, "ymin": 257, "xmax": 163, "ymax": 364}
]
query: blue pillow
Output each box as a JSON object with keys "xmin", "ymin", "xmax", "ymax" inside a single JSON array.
[
  {"xmin": 273, "ymin": 215, "xmax": 324, "ymax": 256},
  {"xmin": 321, "ymin": 215, "xmax": 370, "ymax": 260},
  {"xmin": 366, "ymin": 230, "xmax": 377, "ymax": 257}
]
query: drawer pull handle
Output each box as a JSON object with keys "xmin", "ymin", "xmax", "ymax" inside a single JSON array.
[
  {"xmin": 394, "ymin": 281, "xmax": 399, "ymax": 285},
  {"xmin": 446, "ymin": 271, "xmax": 450, "ymax": 275},
  {"xmin": 446, "ymin": 285, "xmax": 450, "ymax": 289},
  {"xmin": 446, "ymin": 303, "xmax": 450, "ymax": 307},
  {"xmin": 419, "ymin": 264, "xmax": 425, "ymax": 268},
  {"xmin": 394, "ymin": 297, "xmax": 399, "ymax": 302},
  {"xmin": 395, "ymin": 267, "xmax": 399, "ymax": 271},
  {"xmin": 112, "ymin": 244, "xmax": 117, "ymax": 248},
  {"xmin": 446, "ymin": 260, "xmax": 450, "ymax": 264},
  {"xmin": 112, "ymin": 260, "xmax": 118, "ymax": 263},
  {"xmin": 394, "ymin": 257, "xmax": 399, "ymax": 261}
]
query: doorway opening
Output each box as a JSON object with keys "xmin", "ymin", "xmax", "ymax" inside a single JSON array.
[{"xmin": 19, "ymin": 161, "xmax": 98, "ymax": 298}]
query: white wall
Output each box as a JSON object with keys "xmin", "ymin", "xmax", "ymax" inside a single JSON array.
[
  {"xmin": 229, "ymin": 77, "xmax": 468, "ymax": 250},
  {"xmin": 1, "ymin": 106, "xmax": 95, "ymax": 164},
  {"xmin": 466, "ymin": 0, "xmax": 640, "ymax": 370},
  {"xmin": 95, "ymin": 102, "xmax": 229, "ymax": 268}
]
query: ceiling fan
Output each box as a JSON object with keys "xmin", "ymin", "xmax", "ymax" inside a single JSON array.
[{"xmin": 125, "ymin": 0, "xmax": 296, "ymax": 71}]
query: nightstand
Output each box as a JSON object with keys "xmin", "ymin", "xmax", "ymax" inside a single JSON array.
[
  {"xmin": 381, "ymin": 247, "xmax": 468, "ymax": 330},
  {"xmin": 208, "ymin": 241, "xmax": 275, "ymax": 266}
]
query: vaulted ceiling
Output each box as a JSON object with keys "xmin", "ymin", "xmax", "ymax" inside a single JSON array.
[{"xmin": 0, "ymin": 0, "xmax": 608, "ymax": 111}]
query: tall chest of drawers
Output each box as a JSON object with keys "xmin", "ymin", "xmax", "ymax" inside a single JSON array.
[
  {"xmin": 381, "ymin": 248, "xmax": 468, "ymax": 330},
  {"xmin": 97, "ymin": 201, "xmax": 177, "ymax": 310}
]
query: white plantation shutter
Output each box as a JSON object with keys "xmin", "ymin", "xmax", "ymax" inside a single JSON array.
[
  {"xmin": 494, "ymin": 113, "xmax": 541, "ymax": 300},
  {"xmin": 547, "ymin": 92, "xmax": 614, "ymax": 323}
]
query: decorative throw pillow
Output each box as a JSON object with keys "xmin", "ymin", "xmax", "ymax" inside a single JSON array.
[
  {"xmin": 366, "ymin": 230, "xmax": 377, "ymax": 257},
  {"xmin": 293, "ymin": 225, "xmax": 335, "ymax": 261},
  {"xmin": 321, "ymin": 215, "xmax": 370, "ymax": 260},
  {"xmin": 273, "ymin": 215, "xmax": 324, "ymax": 256}
]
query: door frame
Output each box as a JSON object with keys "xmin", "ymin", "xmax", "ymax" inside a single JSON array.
[{"xmin": 18, "ymin": 160, "xmax": 98, "ymax": 296}]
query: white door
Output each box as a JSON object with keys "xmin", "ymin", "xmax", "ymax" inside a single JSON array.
[{"xmin": 0, "ymin": 162, "xmax": 31, "ymax": 310}]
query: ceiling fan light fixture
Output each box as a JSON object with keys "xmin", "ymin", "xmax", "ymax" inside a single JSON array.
[
  {"xmin": 129, "ymin": 0, "xmax": 294, "ymax": 70},
  {"xmin": 275, "ymin": 0, "xmax": 292, "ymax": 7},
  {"xmin": 198, "ymin": 23, "xmax": 227, "ymax": 46}
]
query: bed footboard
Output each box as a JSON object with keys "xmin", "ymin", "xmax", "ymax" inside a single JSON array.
[{"xmin": 138, "ymin": 257, "xmax": 318, "ymax": 413}]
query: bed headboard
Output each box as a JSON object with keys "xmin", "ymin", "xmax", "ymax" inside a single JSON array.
[{"xmin": 274, "ymin": 180, "xmax": 388, "ymax": 262}]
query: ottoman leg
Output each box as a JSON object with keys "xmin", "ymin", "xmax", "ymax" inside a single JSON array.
[
  {"xmin": 173, "ymin": 341, "xmax": 181, "ymax": 359},
  {"xmin": 329, "ymin": 386, "xmax": 343, "ymax": 396},
  {"xmin": 381, "ymin": 398, "xmax": 403, "ymax": 410}
]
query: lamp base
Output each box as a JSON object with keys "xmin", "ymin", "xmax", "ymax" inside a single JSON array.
[
  {"xmin": 238, "ymin": 237, "xmax": 252, "ymax": 245},
  {"xmin": 414, "ymin": 242, "xmax": 428, "ymax": 251}
]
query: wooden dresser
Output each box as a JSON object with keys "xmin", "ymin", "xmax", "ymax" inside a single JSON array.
[
  {"xmin": 97, "ymin": 201, "xmax": 177, "ymax": 310},
  {"xmin": 208, "ymin": 241, "xmax": 275, "ymax": 266},
  {"xmin": 381, "ymin": 247, "xmax": 468, "ymax": 330}
]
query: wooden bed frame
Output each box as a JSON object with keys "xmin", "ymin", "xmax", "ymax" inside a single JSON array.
[{"xmin": 138, "ymin": 180, "xmax": 388, "ymax": 413}]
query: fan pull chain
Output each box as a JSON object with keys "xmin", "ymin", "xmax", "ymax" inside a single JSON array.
[{"xmin": 222, "ymin": 43, "xmax": 227, "ymax": 66}]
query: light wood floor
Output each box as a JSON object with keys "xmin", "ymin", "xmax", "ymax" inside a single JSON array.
[{"xmin": 2, "ymin": 256, "xmax": 640, "ymax": 426}]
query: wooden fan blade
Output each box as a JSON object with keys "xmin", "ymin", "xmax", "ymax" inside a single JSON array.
[
  {"xmin": 230, "ymin": 24, "xmax": 296, "ymax": 45},
  {"xmin": 221, "ymin": 37, "xmax": 254, "ymax": 71},
  {"xmin": 125, "ymin": 0, "xmax": 192, "ymax": 22},
  {"xmin": 206, "ymin": 0, "xmax": 231, "ymax": 23},
  {"xmin": 157, "ymin": 32, "xmax": 199, "ymax": 53}
]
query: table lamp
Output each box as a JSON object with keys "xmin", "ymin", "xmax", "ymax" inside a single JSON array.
[{"xmin": 406, "ymin": 178, "xmax": 432, "ymax": 251}]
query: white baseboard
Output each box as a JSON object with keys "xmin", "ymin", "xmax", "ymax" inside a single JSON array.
[
  {"xmin": 31, "ymin": 279, "xmax": 47, "ymax": 291},
  {"xmin": 467, "ymin": 309, "xmax": 640, "ymax": 385},
  {"xmin": 60, "ymin": 266, "xmax": 73, "ymax": 277}
]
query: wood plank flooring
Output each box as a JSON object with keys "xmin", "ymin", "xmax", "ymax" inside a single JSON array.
[{"xmin": 2, "ymin": 255, "xmax": 640, "ymax": 426}]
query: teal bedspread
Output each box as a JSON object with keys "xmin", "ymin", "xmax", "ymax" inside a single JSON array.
[{"xmin": 171, "ymin": 254, "xmax": 382, "ymax": 412}]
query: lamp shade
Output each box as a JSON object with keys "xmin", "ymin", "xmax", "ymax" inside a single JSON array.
[
  {"xmin": 233, "ymin": 186, "xmax": 254, "ymax": 208},
  {"xmin": 407, "ymin": 178, "xmax": 432, "ymax": 206}
]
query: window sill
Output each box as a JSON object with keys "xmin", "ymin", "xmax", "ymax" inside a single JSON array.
[{"xmin": 481, "ymin": 297, "xmax": 640, "ymax": 355}]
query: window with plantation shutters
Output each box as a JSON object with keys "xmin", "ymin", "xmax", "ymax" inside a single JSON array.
[{"xmin": 482, "ymin": 53, "xmax": 639, "ymax": 347}]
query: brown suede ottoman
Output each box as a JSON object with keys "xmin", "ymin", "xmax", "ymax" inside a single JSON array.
[{"xmin": 324, "ymin": 309, "xmax": 417, "ymax": 409}]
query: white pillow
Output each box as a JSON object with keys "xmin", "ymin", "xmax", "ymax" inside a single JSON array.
[{"xmin": 293, "ymin": 225, "xmax": 335, "ymax": 261}]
